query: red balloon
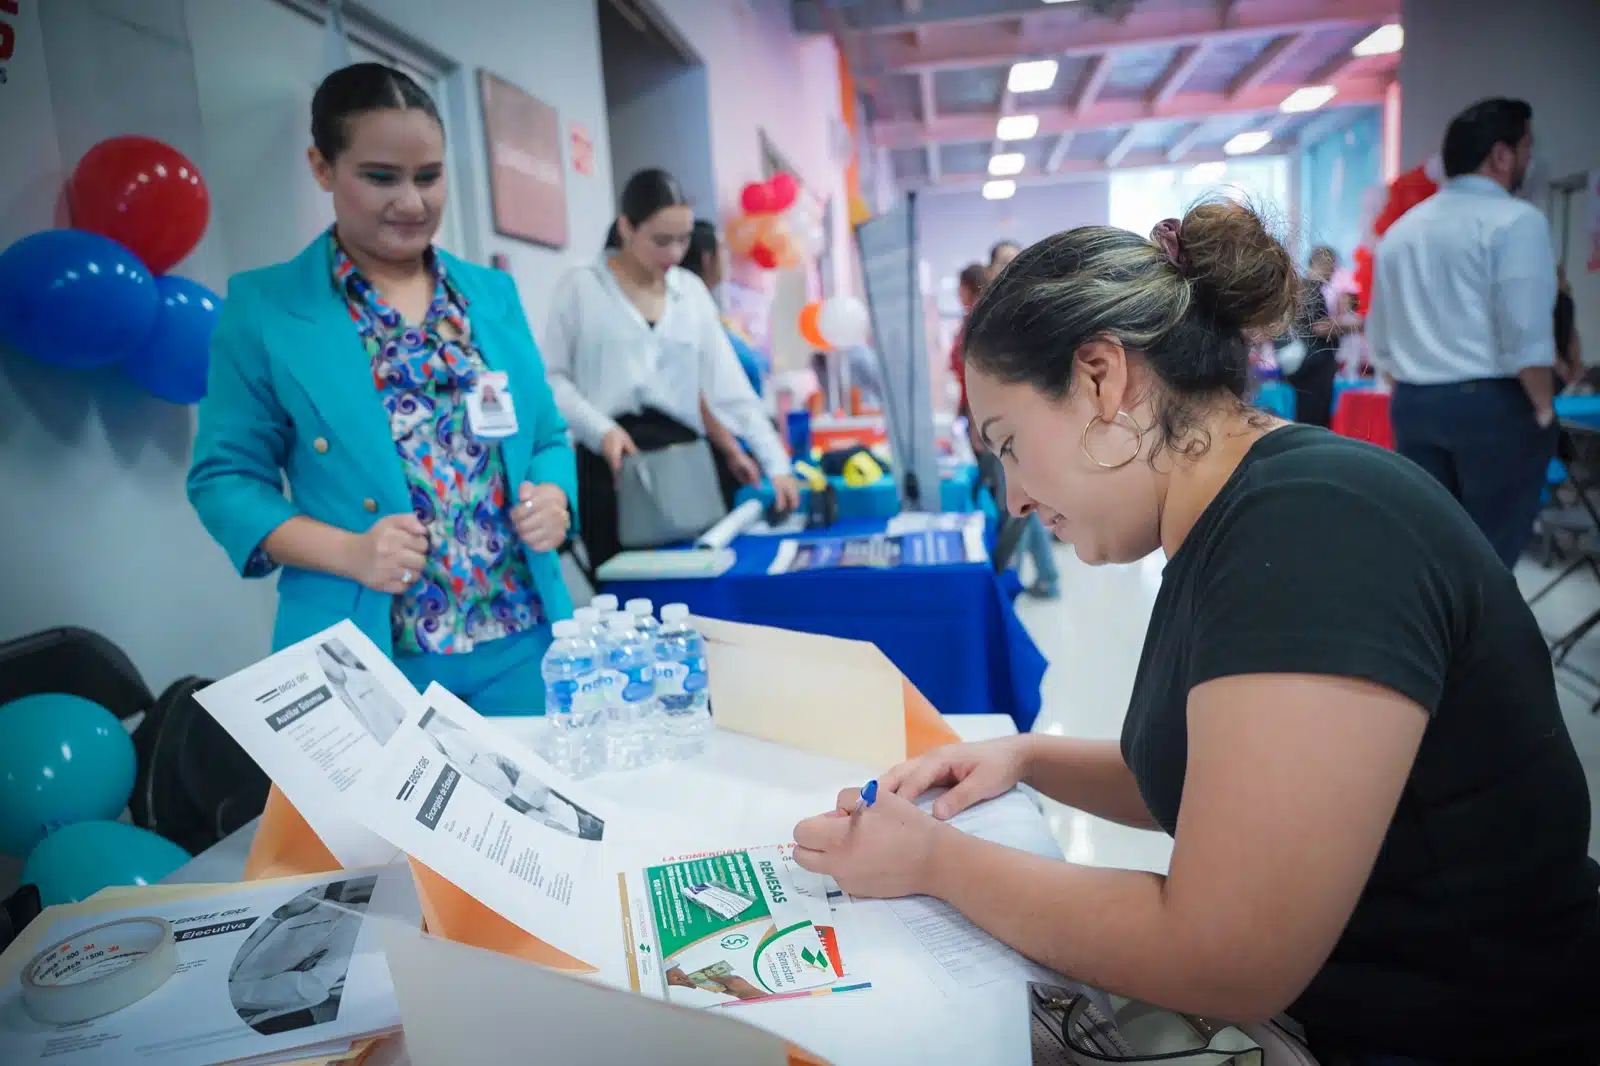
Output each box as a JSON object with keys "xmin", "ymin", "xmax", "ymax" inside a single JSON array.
[
  {"xmin": 768, "ymin": 173, "xmax": 799, "ymax": 212},
  {"xmin": 750, "ymin": 243, "xmax": 778, "ymax": 270},
  {"xmin": 68, "ymin": 136, "xmax": 210, "ymax": 275},
  {"xmin": 741, "ymin": 182, "xmax": 775, "ymax": 215}
]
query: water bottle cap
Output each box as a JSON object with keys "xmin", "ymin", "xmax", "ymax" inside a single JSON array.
[
  {"xmin": 661, "ymin": 603, "xmax": 690, "ymax": 622},
  {"xmin": 591, "ymin": 594, "xmax": 618, "ymax": 612},
  {"xmin": 574, "ymin": 607, "xmax": 599, "ymax": 624},
  {"xmin": 552, "ymin": 619, "xmax": 579, "ymax": 639},
  {"xmin": 627, "ymin": 598, "xmax": 653, "ymax": 617}
]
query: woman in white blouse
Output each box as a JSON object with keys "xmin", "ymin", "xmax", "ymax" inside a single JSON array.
[{"xmin": 543, "ymin": 169, "xmax": 799, "ymax": 563}]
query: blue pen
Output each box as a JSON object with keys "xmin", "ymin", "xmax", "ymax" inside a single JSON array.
[{"xmin": 855, "ymin": 779, "xmax": 878, "ymax": 812}]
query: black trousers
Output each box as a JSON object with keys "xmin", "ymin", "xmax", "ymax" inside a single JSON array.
[
  {"xmin": 1390, "ymin": 379, "xmax": 1557, "ymax": 568},
  {"xmin": 576, "ymin": 408, "xmax": 741, "ymax": 568},
  {"xmin": 1288, "ymin": 349, "xmax": 1339, "ymax": 428}
]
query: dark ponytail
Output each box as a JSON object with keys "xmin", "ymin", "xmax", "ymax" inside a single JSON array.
[
  {"xmin": 619, "ymin": 168, "xmax": 688, "ymax": 228},
  {"xmin": 312, "ymin": 62, "xmax": 442, "ymax": 162},
  {"xmin": 679, "ymin": 220, "xmax": 719, "ymax": 279}
]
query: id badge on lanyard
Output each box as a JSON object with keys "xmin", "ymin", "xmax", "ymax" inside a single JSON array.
[{"xmin": 467, "ymin": 371, "xmax": 518, "ymax": 438}]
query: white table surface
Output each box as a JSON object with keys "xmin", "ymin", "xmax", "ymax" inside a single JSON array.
[{"xmin": 167, "ymin": 714, "xmax": 1032, "ymax": 1065}]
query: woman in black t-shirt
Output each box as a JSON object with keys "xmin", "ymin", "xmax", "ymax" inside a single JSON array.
[{"xmin": 789, "ymin": 203, "xmax": 1600, "ymax": 1063}]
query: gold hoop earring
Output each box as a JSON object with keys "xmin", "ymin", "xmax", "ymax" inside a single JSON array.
[{"xmin": 1081, "ymin": 410, "xmax": 1144, "ymax": 470}]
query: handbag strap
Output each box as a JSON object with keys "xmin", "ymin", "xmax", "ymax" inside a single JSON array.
[{"xmin": 1061, "ymin": 996, "xmax": 1262, "ymax": 1066}]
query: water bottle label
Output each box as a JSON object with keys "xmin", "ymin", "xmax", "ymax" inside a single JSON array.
[
  {"xmin": 547, "ymin": 677, "xmax": 579, "ymax": 710},
  {"xmin": 582, "ymin": 669, "xmax": 624, "ymax": 709},
  {"xmin": 655, "ymin": 662, "xmax": 686, "ymax": 693},
  {"xmin": 621, "ymin": 664, "xmax": 654, "ymax": 704},
  {"xmin": 683, "ymin": 660, "xmax": 708, "ymax": 693}
]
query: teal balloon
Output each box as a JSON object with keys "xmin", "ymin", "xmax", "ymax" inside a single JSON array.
[
  {"xmin": 23, "ymin": 821, "xmax": 190, "ymax": 906},
  {"xmin": 0, "ymin": 693, "xmax": 137, "ymax": 857}
]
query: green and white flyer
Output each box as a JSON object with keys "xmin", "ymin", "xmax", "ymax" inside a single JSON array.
[{"xmin": 622, "ymin": 845, "xmax": 865, "ymax": 1008}]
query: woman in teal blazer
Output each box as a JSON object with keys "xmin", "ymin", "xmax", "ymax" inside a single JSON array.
[{"xmin": 188, "ymin": 63, "xmax": 575, "ymax": 714}]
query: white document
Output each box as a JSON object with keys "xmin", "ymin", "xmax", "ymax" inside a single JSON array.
[
  {"xmin": 355, "ymin": 684, "xmax": 651, "ymax": 980},
  {"xmin": 195, "ymin": 620, "xmax": 422, "ymax": 868},
  {"xmin": 0, "ymin": 866, "xmax": 419, "ymax": 1066},
  {"xmin": 861, "ymin": 789, "xmax": 1068, "ymax": 1000}
]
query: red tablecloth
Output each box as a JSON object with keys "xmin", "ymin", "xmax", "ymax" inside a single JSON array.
[{"xmin": 1331, "ymin": 388, "xmax": 1394, "ymax": 449}]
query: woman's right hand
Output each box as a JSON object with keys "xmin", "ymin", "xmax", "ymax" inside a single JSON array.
[
  {"xmin": 602, "ymin": 426, "xmax": 638, "ymax": 476},
  {"xmin": 878, "ymin": 736, "xmax": 1035, "ymax": 820},
  {"xmin": 348, "ymin": 513, "xmax": 429, "ymax": 594}
]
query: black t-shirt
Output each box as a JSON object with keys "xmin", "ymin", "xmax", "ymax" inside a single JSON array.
[{"xmin": 1122, "ymin": 426, "xmax": 1600, "ymax": 1061}]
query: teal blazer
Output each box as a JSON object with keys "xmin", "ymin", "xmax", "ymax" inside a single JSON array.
[{"xmin": 188, "ymin": 233, "xmax": 577, "ymax": 656}]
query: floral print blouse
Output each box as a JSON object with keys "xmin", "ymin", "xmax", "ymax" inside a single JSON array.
[{"xmin": 331, "ymin": 236, "xmax": 543, "ymax": 656}]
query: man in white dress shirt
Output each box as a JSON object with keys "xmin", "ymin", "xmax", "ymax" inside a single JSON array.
[{"xmin": 1367, "ymin": 98, "xmax": 1558, "ymax": 567}]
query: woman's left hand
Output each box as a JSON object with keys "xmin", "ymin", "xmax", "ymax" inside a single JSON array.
[
  {"xmin": 724, "ymin": 447, "xmax": 763, "ymax": 488},
  {"xmin": 792, "ymin": 789, "xmax": 951, "ymax": 899},
  {"xmin": 513, "ymin": 482, "xmax": 570, "ymax": 552},
  {"xmin": 771, "ymin": 474, "xmax": 802, "ymax": 514}
]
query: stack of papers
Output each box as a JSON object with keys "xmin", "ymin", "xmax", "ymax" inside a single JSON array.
[
  {"xmin": 0, "ymin": 866, "xmax": 420, "ymax": 1066},
  {"xmin": 188, "ymin": 623, "xmax": 872, "ymax": 1005},
  {"xmin": 79, "ymin": 617, "xmax": 1077, "ymax": 1065}
]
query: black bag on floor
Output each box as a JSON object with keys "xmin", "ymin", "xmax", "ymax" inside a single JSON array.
[
  {"xmin": 129, "ymin": 677, "xmax": 270, "ymax": 856},
  {"xmin": 0, "ymin": 626, "xmax": 152, "ymax": 720}
]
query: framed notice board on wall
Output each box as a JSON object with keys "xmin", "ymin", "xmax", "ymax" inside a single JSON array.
[{"xmin": 478, "ymin": 69, "xmax": 567, "ymax": 249}]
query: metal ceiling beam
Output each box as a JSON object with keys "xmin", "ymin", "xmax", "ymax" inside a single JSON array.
[
  {"xmin": 1045, "ymin": 132, "xmax": 1075, "ymax": 175},
  {"xmin": 872, "ymin": 72, "xmax": 1390, "ymax": 151},
  {"xmin": 1306, "ymin": 51, "xmax": 1356, "ymax": 85},
  {"xmin": 1228, "ymin": 33, "xmax": 1303, "ymax": 96},
  {"xmin": 861, "ymin": 0, "xmax": 1398, "ymax": 74},
  {"xmin": 919, "ymin": 71, "xmax": 941, "ymax": 183},
  {"xmin": 1074, "ymin": 54, "xmax": 1113, "ymax": 113},
  {"xmin": 1104, "ymin": 126, "xmax": 1142, "ymax": 168},
  {"xmin": 1148, "ymin": 44, "xmax": 1208, "ymax": 108},
  {"xmin": 991, "ymin": 84, "xmax": 1016, "ymax": 172},
  {"xmin": 1166, "ymin": 122, "xmax": 1211, "ymax": 163},
  {"xmin": 900, "ymin": 144, "xmax": 1292, "ymax": 193}
]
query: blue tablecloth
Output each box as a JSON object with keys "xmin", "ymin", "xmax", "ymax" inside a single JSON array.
[{"xmin": 602, "ymin": 518, "xmax": 1046, "ymax": 731}]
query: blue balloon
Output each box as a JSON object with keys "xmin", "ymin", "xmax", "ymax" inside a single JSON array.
[
  {"xmin": 23, "ymin": 821, "xmax": 190, "ymax": 906},
  {"xmin": 122, "ymin": 275, "xmax": 221, "ymax": 404},
  {"xmin": 0, "ymin": 229, "xmax": 158, "ymax": 368},
  {"xmin": 0, "ymin": 693, "xmax": 138, "ymax": 857}
]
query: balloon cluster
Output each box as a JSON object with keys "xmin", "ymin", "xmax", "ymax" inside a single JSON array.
[
  {"xmin": 726, "ymin": 173, "xmax": 826, "ymax": 271},
  {"xmin": 0, "ymin": 136, "xmax": 219, "ymax": 404},
  {"xmin": 1, "ymin": 693, "xmax": 189, "ymax": 905},
  {"xmin": 797, "ymin": 295, "xmax": 871, "ymax": 351},
  {"xmin": 1351, "ymin": 164, "xmax": 1439, "ymax": 314}
]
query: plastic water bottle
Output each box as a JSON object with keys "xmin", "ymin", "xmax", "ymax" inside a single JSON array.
[
  {"xmin": 655, "ymin": 603, "xmax": 712, "ymax": 761},
  {"xmin": 590, "ymin": 593, "xmax": 618, "ymax": 615},
  {"xmin": 573, "ymin": 605, "xmax": 601, "ymax": 638},
  {"xmin": 603, "ymin": 617, "xmax": 658, "ymax": 770},
  {"xmin": 540, "ymin": 620, "xmax": 601, "ymax": 776},
  {"xmin": 626, "ymin": 598, "xmax": 660, "ymax": 641},
  {"xmin": 627, "ymin": 600, "xmax": 665, "ymax": 757}
]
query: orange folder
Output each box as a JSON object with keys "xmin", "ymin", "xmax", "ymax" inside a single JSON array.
[{"xmin": 242, "ymin": 620, "xmax": 964, "ymax": 1064}]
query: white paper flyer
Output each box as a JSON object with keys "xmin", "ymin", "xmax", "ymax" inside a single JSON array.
[
  {"xmin": 355, "ymin": 684, "xmax": 633, "ymax": 977},
  {"xmin": 195, "ymin": 620, "xmax": 422, "ymax": 868},
  {"xmin": 0, "ymin": 866, "xmax": 419, "ymax": 1066}
]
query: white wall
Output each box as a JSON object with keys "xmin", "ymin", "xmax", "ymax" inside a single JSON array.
[
  {"xmin": 647, "ymin": 0, "xmax": 855, "ymax": 297},
  {"xmin": 916, "ymin": 180, "xmax": 1111, "ymax": 318},
  {"xmin": 0, "ymin": 0, "xmax": 614, "ymax": 691},
  {"xmin": 599, "ymin": 1, "xmax": 717, "ymax": 230},
  {"xmin": 1400, "ymin": 0, "xmax": 1600, "ymax": 347}
]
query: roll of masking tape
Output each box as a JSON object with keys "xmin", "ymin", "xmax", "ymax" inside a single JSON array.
[{"xmin": 21, "ymin": 916, "xmax": 178, "ymax": 1024}]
